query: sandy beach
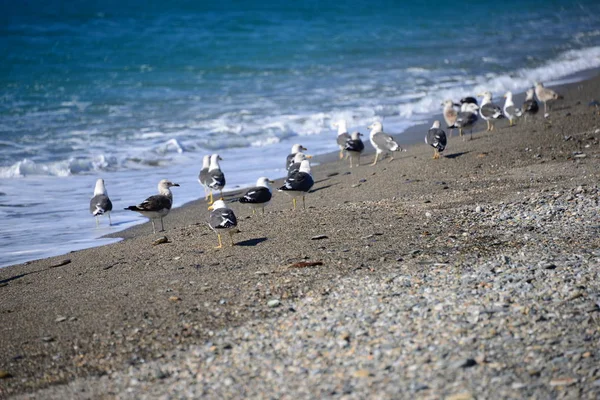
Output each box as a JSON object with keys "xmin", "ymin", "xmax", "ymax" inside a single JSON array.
[{"xmin": 2, "ymin": 74, "xmax": 600, "ymax": 399}]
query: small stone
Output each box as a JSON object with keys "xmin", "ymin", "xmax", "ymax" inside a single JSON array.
[
  {"xmin": 446, "ymin": 392, "xmax": 474, "ymax": 400},
  {"xmin": 353, "ymin": 369, "xmax": 371, "ymax": 378},
  {"xmin": 168, "ymin": 296, "xmax": 182, "ymax": 302},
  {"xmin": 475, "ymin": 206, "xmax": 484, "ymax": 213},
  {"xmin": 153, "ymin": 236, "xmax": 170, "ymax": 246},
  {"xmin": 55, "ymin": 316, "xmax": 67, "ymax": 323},
  {"xmin": 425, "ymin": 212, "xmax": 432, "ymax": 218},
  {"xmin": 41, "ymin": 336, "xmax": 54, "ymax": 343},
  {"xmin": 267, "ymin": 299, "xmax": 281, "ymax": 308},
  {"xmin": 0, "ymin": 370, "xmax": 12, "ymax": 379},
  {"xmin": 550, "ymin": 377, "xmax": 577, "ymax": 386},
  {"xmin": 450, "ymin": 358, "xmax": 477, "ymax": 369},
  {"xmin": 311, "ymin": 235, "xmax": 328, "ymax": 240}
]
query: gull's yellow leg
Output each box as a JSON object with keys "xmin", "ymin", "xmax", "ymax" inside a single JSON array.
[
  {"xmin": 339, "ymin": 150, "xmax": 343, "ymax": 159},
  {"xmin": 302, "ymin": 195, "xmax": 306, "ymax": 210},
  {"xmin": 292, "ymin": 198, "xmax": 297, "ymax": 210},
  {"xmin": 215, "ymin": 233, "xmax": 223, "ymax": 249},
  {"xmin": 219, "ymin": 190, "xmax": 224, "ymax": 200},
  {"xmin": 229, "ymin": 231, "xmax": 235, "ymax": 246},
  {"xmin": 208, "ymin": 191, "xmax": 214, "ymax": 205}
]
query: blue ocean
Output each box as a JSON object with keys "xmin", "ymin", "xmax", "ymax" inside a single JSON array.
[{"xmin": 2, "ymin": 1, "xmax": 600, "ymax": 267}]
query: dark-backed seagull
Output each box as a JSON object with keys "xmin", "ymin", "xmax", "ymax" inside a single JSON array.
[
  {"xmin": 278, "ymin": 159, "xmax": 314, "ymax": 210},
  {"xmin": 522, "ymin": 88, "xmax": 539, "ymax": 122},
  {"xmin": 90, "ymin": 178, "xmax": 113, "ymax": 226},
  {"xmin": 239, "ymin": 177, "xmax": 274, "ymax": 214},
  {"xmin": 425, "ymin": 121, "xmax": 447, "ymax": 159},
  {"xmin": 368, "ymin": 121, "xmax": 402, "ymax": 165},
  {"xmin": 208, "ymin": 199, "xmax": 238, "ymax": 248},
  {"xmin": 286, "ymin": 144, "xmax": 307, "ymax": 171},
  {"xmin": 448, "ymin": 102, "xmax": 479, "ymax": 140},
  {"xmin": 333, "ymin": 120, "xmax": 351, "ymax": 159},
  {"xmin": 287, "ymin": 152, "xmax": 312, "ymax": 177},
  {"xmin": 344, "ymin": 131, "xmax": 364, "ymax": 168},
  {"xmin": 125, "ymin": 179, "xmax": 179, "ymax": 234}
]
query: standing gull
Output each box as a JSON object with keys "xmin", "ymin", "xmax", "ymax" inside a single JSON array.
[
  {"xmin": 425, "ymin": 121, "xmax": 447, "ymax": 159},
  {"xmin": 125, "ymin": 179, "xmax": 179, "ymax": 234},
  {"xmin": 478, "ymin": 91, "xmax": 504, "ymax": 131},
  {"xmin": 368, "ymin": 121, "xmax": 402, "ymax": 165},
  {"xmin": 535, "ymin": 82, "xmax": 563, "ymax": 115},
  {"xmin": 503, "ymin": 91, "xmax": 522, "ymax": 126},
  {"xmin": 448, "ymin": 102, "xmax": 479, "ymax": 140},
  {"xmin": 208, "ymin": 199, "xmax": 238, "ymax": 248},
  {"xmin": 90, "ymin": 178, "xmax": 113, "ymax": 226},
  {"xmin": 207, "ymin": 153, "xmax": 225, "ymax": 204},
  {"xmin": 286, "ymin": 144, "xmax": 307, "ymax": 171},
  {"xmin": 332, "ymin": 120, "xmax": 351, "ymax": 159},
  {"xmin": 239, "ymin": 177, "xmax": 274, "ymax": 214},
  {"xmin": 287, "ymin": 152, "xmax": 312, "ymax": 177},
  {"xmin": 344, "ymin": 132, "xmax": 364, "ymax": 167},
  {"xmin": 442, "ymin": 100, "xmax": 458, "ymax": 136},
  {"xmin": 197, "ymin": 155, "xmax": 210, "ymax": 200},
  {"xmin": 278, "ymin": 159, "xmax": 314, "ymax": 210},
  {"xmin": 522, "ymin": 88, "xmax": 539, "ymax": 122}
]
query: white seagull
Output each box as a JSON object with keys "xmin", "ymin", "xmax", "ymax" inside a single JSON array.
[
  {"xmin": 208, "ymin": 199, "xmax": 238, "ymax": 248},
  {"xmin": 368, "ymin": 121, "xmax": 402, "ymax": 165},
  {"xmin": 90, "ymin": 178, "xmax": 113, "ymax": 226},
  {"xmin": 125, "ymin": 179, "xmax": 180, "ymax": 234},
  {"xmin": 332, "ymin": 120, "xmax": 351, "ymax": 159}
]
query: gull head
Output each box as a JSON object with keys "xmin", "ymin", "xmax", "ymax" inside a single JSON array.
[
  {"xmin": 368, "ymin": 121, "xmax": 383, "ymax": 133},
  {"xmin": 94, "ymin": 178, "xmax": 107, "ymax": 196},
  {"xmin": 431, "ymin": 120, "xmax": 441, "ymax": 129},
  {"xmin": 256, "ymin": 177, "xmax": 274, "ymax": 188},
  {"xmin": 333, "ymin": 120, "xmax": 348, "ymax": 135},
  {"xmin": 504, "ymin": 91, "xmax": 513, "ymax": 100},
  {"xmin": 463, "ymin": 103, "xmax": 480, "ymax": 113},
  {"xmin": 293, "ymin": 152, "xmax": 312, "ymax": 163},
  {"xmin": 299, "ymin": 159, "xmax": 311, "ymax": 174},
  {"xmin": 525, "ymin": 88, "xmax": 535, "ymax": 99},
  {"xmin": 350, "ymin": 131, "xmax": 362, "ymax": 140},
  {"xmin": 208, "ymin": 199, "xmax": 227, "ymax": 211},
  {"xmin": 442, "ymin": 99, "xmax": 455, "ymax": 108},
  {"xmin": 291, "ymin": 144, "xmax": 307, "ymax": 153},
  {"xmin": 477, "ymin": 91, "xmax": 493, "ymax": 100}
]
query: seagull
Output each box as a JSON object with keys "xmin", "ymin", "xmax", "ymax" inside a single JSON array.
[
  {"xmin": 207, "ymin": 153, "xmax": 225, "ymax": 204},
  {"xmin": 535, "ymin": 82, "xmax": 563, "ymax": 114},
  {"xmin": 208, "ymin": 199, "xmax": 238, "ymax": 248},
  {"xmin": 448, "ymin": 102, "xmax": 479, "ymax": 140},
  {"xmin": 425, "ymin": 121, "xmax": 447, "ymax": 159},
  {"xmin": 522, "ymin": 88, "xmax": 539, "ymax": 122},
  {"xmin": 478, "ymin": 91, "xmax": 504, "ymax": 131},
  {"xmin": 344, "ymin": 132, "xmax": 365, "ymax": 167},
  {"xmin": 197, "ymin": 155, "xmax": 210, "ymax": 201},
  {"xmin": 239, "ymin": 177, "xmax": 274, "ymax": 214},
  {"xmin": 287, "ymin": 152, "xmax": 312, "ymax": 177},
  {"xmin": 278, "ymin": 159, "xmax": 314, "ymax": 210},
  {"xmin": 442, "ymin": 100, "xmax": 458, "ymax": 136},
  {"xmin": 90, "ymin": 178, "xmax": 113, "ymax": 226},
  {"xmin": 368, "ymin": 121, "xmax": 402, "ymax": 165},
  {"xmin": 460, "ymin": 96, "xmax": 478, "ymax": 107},
  {"xmin": 503, "ymin": 91, "xmax": 522, "ymax": 126},
  {"xmin": 332, "ymin": 120, "xmax": 351, "ymax": 159},
  {"xmin": 286, "ymin": 144, "xmax": 307, "ymax": 171},
  {"xmin": 125, "ymin": 179, "xmax": 179, "ymax": 234}
]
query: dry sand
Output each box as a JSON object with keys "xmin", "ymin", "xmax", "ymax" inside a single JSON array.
[{"xmin": 1, "ymin": 74, "xmax": 600, "ymax": 399}]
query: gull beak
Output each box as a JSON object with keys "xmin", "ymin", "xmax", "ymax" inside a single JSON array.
[
  {"xmin": 172, "ymin": 183, "xmax": 180, "ymax": 187},
  {"xmin": 268, "ymin": 180, "xmax": 275, "ymax": 184},
  {"xmin": 477, "ymin": 93, "xmax": 484, "ymax": 97},
  {"xmin": 453, "ymin": 103, "xmax": 461, "ymax": 107},
  {"xmin": 207, "ymin": 205, "xmax": 214, "ymax": 211},
  {"xmin": 503, "ymin": 94, "xmax": 507, "ymax": 98},
  {"xmin": 301, "ymin": 146, "xmax": 307, "ymax": 151},
  {"xmin": 305, "ymin": 155, "xmax": 313, "ymax": 159}
]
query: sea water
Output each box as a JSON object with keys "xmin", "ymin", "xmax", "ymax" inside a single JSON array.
[{"xmin": 2, "ymin": 1, "xmax": 600, "ymax": 267}]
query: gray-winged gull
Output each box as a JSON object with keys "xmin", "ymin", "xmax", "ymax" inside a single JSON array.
[
  {"xmin": 333, "ymin": 120, "xmax": 351, "ymax": 159},
  {"xmin": 425, "ymin": 121, "xmax": 447, "ymax": 159},
  {"xmin": 197, "ymin": 155, "xmax": 210, "ymax": 200},
  {"xmin": 287, "ymin": 152, "xmax": 312, "ymax": 177},
  {"xmin": 208, "ymin": 199, "xmax": 238, "ymax": 248},
  {"xmin": 535, "ymin": 82, "xmax": 563, "ymax": 114},
  {"xmin": 368, "ymin": 121, "xmax": 402, "ymax": 165},
  {"xmin": 478, "ymin": 91, "xmax": 504, "ymax": 131},
  {"xmin": 448, "ymin": 102, "xmax": 479, "ymax": 140},
  {"xmin": 207, "ymin": 153, "xmax": 225, "ymax": 204},
  {"xmin": 278, "ymin": 159, "xmax": 314, "ymax": 210},
  {"xmin": 125, "ymin": 179, "xmax": 179, "ymax": 233},
  {"xmin": 90, "ymin": 178, "xmax": 113, "ymax": 226},
  {"xmin": 239, "ymin": 177, "xmax": 274, "ymax": 214},
  {"xmin": 344, "ymin": 131, "xmax": 364, "ymax": 168},
  {"xmin": 503, "ymin": 91, "xmax": 522, "ymax": 126}
]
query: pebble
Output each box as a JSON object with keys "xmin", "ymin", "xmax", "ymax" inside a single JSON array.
[{"xmin": 267, "ymin": 299, "xmax": 281, "ymax": 308}]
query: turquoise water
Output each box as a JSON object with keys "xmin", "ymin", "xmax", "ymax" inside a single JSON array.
[{"xmin": 2, "ymin": 1, "xmax": 600, "ymax": 266}]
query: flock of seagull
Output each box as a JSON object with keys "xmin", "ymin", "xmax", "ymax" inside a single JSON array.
[{"xmin": 89, "ymin": 81, "xmax": 562, "ymax": 248}]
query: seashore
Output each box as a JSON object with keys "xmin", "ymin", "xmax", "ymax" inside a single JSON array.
[{"xmin": 1, "ymin": 74, "xmax": 600, "ymax": 398}]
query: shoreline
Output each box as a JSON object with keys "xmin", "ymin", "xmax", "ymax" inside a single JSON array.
[{"xmin": 2, "ymin": 71, "xmax": 600, "ymax": 398}]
